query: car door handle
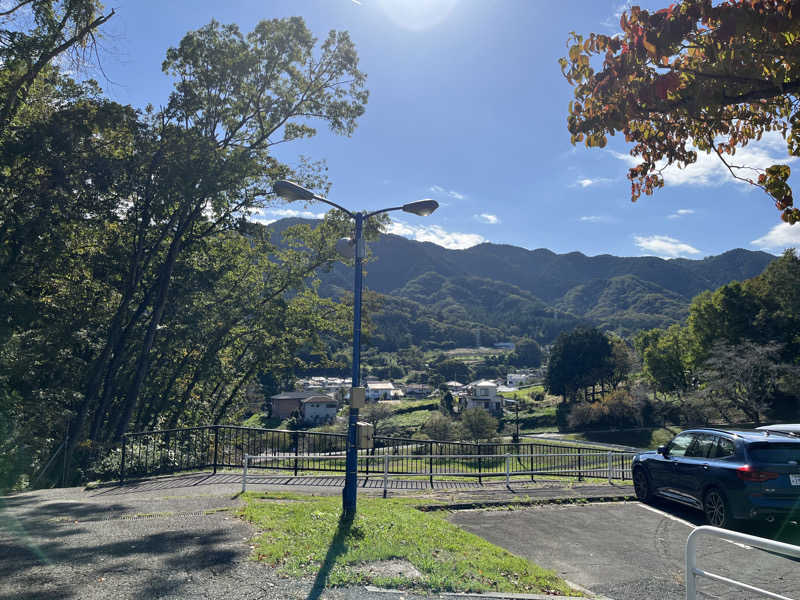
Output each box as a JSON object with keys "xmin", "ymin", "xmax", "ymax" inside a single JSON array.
[{"xmin": 703, "ymin": 463, "xmax": 710, "ymax": 470}]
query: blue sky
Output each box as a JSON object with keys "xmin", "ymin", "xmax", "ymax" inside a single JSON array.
[{"xmin": 95, "ymin": 0, "xmax": 799, "ymax": 258}]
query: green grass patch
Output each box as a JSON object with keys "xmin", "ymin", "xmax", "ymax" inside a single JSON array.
[
  {"xmin": 242, "ymin": 413, "xmax": 284, "ymax": 429},
  {"xmin": 500, "ymin": 386, "xmax": 544, "ymax": 401},
  {"xmin": 240, "ymin": 492, "xmax": 576, "ymax": 595}
]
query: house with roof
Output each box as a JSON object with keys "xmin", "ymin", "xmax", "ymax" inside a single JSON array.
[
  {"xmin": 404, "ymin": 383, "xmax": 432, "ymax": 398},
  {"xmin": 300, "ymin": 396, "xmax": 339, "ymax": 425},
  {"xmin": 366, "ymin": 381, "xmax": 396, "ymax": 401},
  {"xmin": 270, "ymin": 391, "xmax": 321, "ymax": 419},
  {"xmin": 461, "ymin": 380, "xmax": 502, "ymax": 415}
]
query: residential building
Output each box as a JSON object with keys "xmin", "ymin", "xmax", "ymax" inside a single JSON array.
[
  {"xmin": 366, "ymin": 381, "xmax": 395, "ymax": 401},
  {"xmin": 461, "ymin": 380, "xmax": 502, "ymax": 414},
  {"xmin": 404, "ymin": 383, "xmax": 432, "ymax": 398},
  {"xmin": 506, "ymin": 372, "xmax": 532, "ymax": 387},
  {"xmin": 444, "ymin": 380, "xmax": 466, "ymax": 394},
  {"xmin": 270, "ymin": 391, "xmax": 319, "ymax": 419},
  {"xmin": 300, "ymin": 396, "xmax": 339, "ymax": 425}
]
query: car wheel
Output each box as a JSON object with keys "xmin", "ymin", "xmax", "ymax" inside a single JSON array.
[
  {"xmin": 703, "ymin": 488, "xmax": 731, "ymax": 528},
  {"xmin": 633, "ymin": 467, "xmax": 653, "ymax": 502}
]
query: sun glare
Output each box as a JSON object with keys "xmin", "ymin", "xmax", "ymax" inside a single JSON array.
[{"xmin": 378, "ymin": 0, "xmax": 459, "ymax": 31}]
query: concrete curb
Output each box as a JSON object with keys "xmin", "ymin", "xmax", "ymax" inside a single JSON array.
[
  {"xmin": 417, "ymin": 493, "xmax": 636, "ymax": 512},
  {"xmin": 363, "ymin": 585, "xmax": 586, "ymax": 599}
]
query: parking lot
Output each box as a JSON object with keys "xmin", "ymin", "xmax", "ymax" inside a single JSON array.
[{"xmin": 451, "ymin": 500, "xmax": 800, "ymax": 600}]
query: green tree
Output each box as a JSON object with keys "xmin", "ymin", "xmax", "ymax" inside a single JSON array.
[
  {"xmin": 545, "ymin": 327, "xmax": 613, "ymax": 401},
  {"xmin": 422, "ymin": 412, "xmax": 457, "ymax": 441},
  {"xmin": 460, "ymin": 407, "xmax": 498, "ymax": 442},
  {"xmin": 642, "ymin": 325, "xmax": 693, "ymax": 400},
  {"xmin": 432, "ymin": 358, "xmax": 472, "ymax": 383},
  {"xmin": 508, "ymin": 337, "xmax": 543, "ymax": 368},
  {"xmin": 0, "ymin": 0, "xmax": 115, "ymax": 135},
  {"xmin": 0, "ymin": 16, "xmax": 369, "ymax": 485},
  {"xmin": 696, "ymin": 340, "xmax": 791, "ymax": 425},
  {"xmin": 560, "ymin": 0, "xmax": 800, "ymax": 221}
]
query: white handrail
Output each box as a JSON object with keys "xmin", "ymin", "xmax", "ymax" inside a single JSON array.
[{"xmin": 686, "ymin": 526, "xmax": 800, "ymax": 600}]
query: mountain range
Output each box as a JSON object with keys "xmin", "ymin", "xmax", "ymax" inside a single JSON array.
[{"xmin": 268, "ymin": 218, "xmax": 776, "ymax": 350}]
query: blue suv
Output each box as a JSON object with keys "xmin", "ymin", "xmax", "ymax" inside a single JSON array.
[{"xmin": 632, "ymin": 428, "xmax": 800, "ymax": 528}]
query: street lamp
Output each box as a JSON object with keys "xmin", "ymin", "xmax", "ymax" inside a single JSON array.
[{"xmin": 272, "ymin": 180, "xmax": 438, "ymax": 516}]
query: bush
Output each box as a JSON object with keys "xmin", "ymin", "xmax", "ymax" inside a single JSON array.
[{"xmin": 565, "ymin": 389, "xmax": 644, "ymax": 430}]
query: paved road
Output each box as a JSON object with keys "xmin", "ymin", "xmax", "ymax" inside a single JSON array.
[
  {"xmin": 450, "ymin": 500, "xmax": 800, "ymax": 600},
  {"xmin": 0, "ymin": 477, "xmax": 444, "ymax": 600},
  {"xmin": 2, "ymin": 474, "xmax": 606, "ymax": 600}
]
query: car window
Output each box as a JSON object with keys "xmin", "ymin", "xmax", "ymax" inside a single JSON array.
[
  {"xmin": 710, "ymin": 437, "xmax": 735, "ymax": 458},
  {"xmin": 747, "ymin": 443, "xmax": 800, "ymax": 464},
  {"xmin": 668, "ymin": 433, "xmax": 694, "ymax": 457},
  {"xmin": 686, "ymin": 433, "xmax": 716, "ymax": 458}
]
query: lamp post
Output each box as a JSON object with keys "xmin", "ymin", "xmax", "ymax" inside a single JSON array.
[{"xmin": 272, "ymin": 180, "xmax": 438, "ymax": 516}]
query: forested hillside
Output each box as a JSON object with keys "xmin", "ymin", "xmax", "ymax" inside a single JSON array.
[{"xmin": 270, "ymin": 219, "xmax": 776, "ymax": 348}]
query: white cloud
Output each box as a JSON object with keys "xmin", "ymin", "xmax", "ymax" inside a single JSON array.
[
  {"xmin": 387, "ymin": 220, "xmax": 485, "ymax": 249},
  {"xmin": 475, "ymin": 213, "xmax": 500, "ymax": 224},
  {"xmin": 609, "ymin": 132, "xmax": 795, "ymax": 189},
  {"xmin": 602, "ymin": 0, "xmax": 633, "ymax": 28},
  {"xmin": 429, "ymin": 184, "xmax": 466, "ymax": 200},
  {"xmin": 751, "ymin": 223, "xmax": 800, "ymax": 253},
  {"xmin": 575, "ymin": 177, "xmax": 613, "ymax": 188},
  {"xmin": 667, "ymin": 208, "xmax": 695, "ymax": 219},
  {"xmin": 634, "ymin": 234, "xmax": 701, "ymax": 258},
  {"xmin": 580, "ymin": 215, "xmax": 616, "ymax": 224}
]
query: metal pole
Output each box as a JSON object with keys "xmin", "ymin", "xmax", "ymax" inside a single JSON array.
[
  {"xmin": 505, "ymin": 454, "xmax": 510, "ymax": 487},
  {"xmin": 607, "ymin": 451, "xmax": 613, "ymax": 484},
  {"xmin": 213, "ymin": 426, "xmax": 219, "ymax": 475},
  {"xmin": 120, "ymin": 435, "xmax": 127, "ymax": 483},
  {"xmin": 383, "ymin": 452, "xmax": 388, "ymax": 498},
  {"xmin": 242, "ymin": 455, "xmax": 248, "ymax": 493},
  {"xmin": 343, "ymin": 212, "xmax": 364, "ymax": 517},
  {"xmin": 62, "ymin": 418, "xmax": 69, "ymax": 487}
]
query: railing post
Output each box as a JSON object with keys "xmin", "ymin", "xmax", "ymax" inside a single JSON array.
[
  {"xmin": 686, "ymin": 528, "xmax": 698, "ymax": 600},
  {"xmin": 120, "ymin": 435, "xmax": 127, "ymax": 483},
  {"xmin": 478, "ymin": 444, "xmax": 482, "ymax": 484},
  {"xmin": 505, "ymin": 453, "xmax": 510, "ymax": 488},
  {"xmin": 213, "ymin": 426, "xmax": 219, "ymax": 475},
  {"xmin": 293, "ymin": 432, "xmax": 299, "ymax": 476},
  {"xmin": 577, "ymin": 447, "xmax": 583, "ymax": 482},
  {"xmin": 608, "ymin": 451, "xmax": 613, "ymax": 484},
  {"xmin": 429, "ymin": 441, "xmax": 434, "ymax": 487},
  {"xmin": 529, "ymin": 444, "xmax": 535, "ymax": 481},
  {"xmin": 383, "ymin": 452, "xmax": 388, "ymax": 498},
  {"xmin": 242, "ymin": 455, "xmax": 248, "ymax": 493}
]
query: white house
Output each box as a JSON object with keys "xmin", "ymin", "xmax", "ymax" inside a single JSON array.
[
  {"xmin": 300, "ymin": 396, "xmax": 339, "ymax": 425},
  {"xmin": 506, "ymin": 372, "xmax": 533, "ymax": 387},
  {"xmin": 444, "ymin": 380, "xmax": 466, "ymax": 394},
  {"xmin": 366, "ymin": 381, "xmax": 396, "ymax": 401},
  {"xmin": 462, "ymin": 380, "xmax": 502, "ymax": 414}
]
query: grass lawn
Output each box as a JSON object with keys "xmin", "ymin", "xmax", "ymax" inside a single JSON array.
[{"xmin": 240, "ymin": 491, "xmax": 577, "ymax": 595}]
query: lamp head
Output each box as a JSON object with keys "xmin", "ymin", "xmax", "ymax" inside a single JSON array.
[
  {"xmin": 273, "ymin": 180, "xmax": 317, "ymax": 201},
  {"xmin": 402, "ymin": 199, "xmax": 439, "ymax": 216}
]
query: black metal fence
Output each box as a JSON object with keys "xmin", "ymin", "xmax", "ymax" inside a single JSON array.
[{"xmin": 120, "ymin": 425, "xmax": 633, "ymax": 482}]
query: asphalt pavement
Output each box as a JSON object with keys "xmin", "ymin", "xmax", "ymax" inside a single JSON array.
[
  {"xmin": 450, "ymin": 499, "xmax": 800, "ymax": 600},
  {"xmin": 1, "ymin": 473, "xmax": 628, "ymax": 600}
]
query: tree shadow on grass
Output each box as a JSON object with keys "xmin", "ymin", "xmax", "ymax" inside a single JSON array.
[{"xmin": 307, "ymin": 511, "xmax": 354, "ymax": 600}]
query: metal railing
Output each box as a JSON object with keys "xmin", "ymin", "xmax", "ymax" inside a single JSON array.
[
  {"xmin": 685, "ymin": 526, "xmax": 800, "ymax": 600},
  {"xmin": 120, "ymin": 424, "xmax": 634, "ymax": 483},
  {"xmin": 241, "ymin": 450, "xmax": 636, "ymax": 493}
]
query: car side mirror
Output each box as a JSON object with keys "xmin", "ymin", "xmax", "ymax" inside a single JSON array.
[{"xmin": 657, "ymin": 445, "xmax": 667, "ymax": 456}]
